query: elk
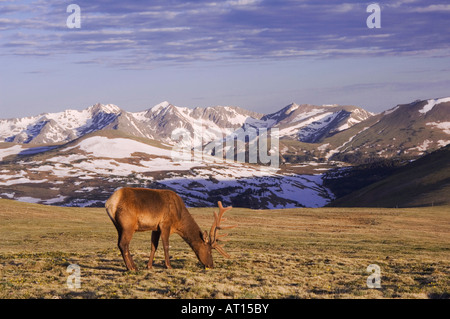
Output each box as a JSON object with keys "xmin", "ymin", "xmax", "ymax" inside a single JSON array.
[{"xmin": 105, "ymin": 187, "xmax": 235, "ymax": 271}]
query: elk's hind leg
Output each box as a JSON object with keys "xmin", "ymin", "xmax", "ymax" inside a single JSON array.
[
  {"xmin": 118, "ymin": 228, "xmax": 137, "ymax": 271},
  {"xmin": 160, "ymin": 227, "xmax": 172, "ymax": 269},
  {"xmin": 147, "ymin": 230, "xmax": 161, "ymax": 269}
]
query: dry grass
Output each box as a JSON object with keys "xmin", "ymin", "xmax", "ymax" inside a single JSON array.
[{"xmin": 0, "ymin": 199, "xmax": 448, "ymax": 299}]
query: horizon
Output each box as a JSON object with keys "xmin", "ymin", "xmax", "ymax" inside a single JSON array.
[{"xmin": 1, "ymin": 1, "xmax": 449, "ymax": 118}]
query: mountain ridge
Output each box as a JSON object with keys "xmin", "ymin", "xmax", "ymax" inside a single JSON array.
[
  {"xmin": 1, "ymin": 97, "xmax": 449, "ymax": 164},
  {"xmin": 0, "ymin": 98, "xmax": 450, "ymax": 162},
  {"xmin": 1, "ymin": 96, "xmax": 449, "ymax": 208},
  {"xmin": 0, "ymin": 100, "xmax": 373, "ymax": 147}
]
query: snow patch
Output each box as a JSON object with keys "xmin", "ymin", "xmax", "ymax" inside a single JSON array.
[
  {"xmin": 43, "ymin": 195, "xmax": 67, "ymax": 205},
  {"xmin": 419, "ymin": 97, "xmax": 450, "ymax": 114},
  {"xmin": 64, "ymin": 136, "xmax": 173, "ymax": 158},
  {"xmin": 415, "ymin": 139, "xmax": 432, "ymax": 152},
  {"xmin": 150, "ymin": 101, "xmax": 171, "ymax": 114},
  {"xmin": 0, "ymin": 145, "xmax": 23, "ymax": 160},
  {"xmin": 317, "ymin": 143, "xmax": 330, "ymax": 151},
  {"xmin": 384, "ymin": 105, "xmax": 400, "ymax": 115},
  {"xmin": 278, "ymin": 112, "xmax": 333, "ymax": 137},
  {"xmin": 16, "ymin": 196, "xmax": 42, "ymax": 204},
  {"xmin": 426, "ymin": 121, "xmax": 450, "ymax": 134},
  {"xmin": 0, "ymin": 178, "xmax": 48, "ymax": 186}
]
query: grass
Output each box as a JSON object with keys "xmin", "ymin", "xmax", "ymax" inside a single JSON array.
[{"xmin": 0, "ymin": 199, "xmax": 449, "ymax": 299}]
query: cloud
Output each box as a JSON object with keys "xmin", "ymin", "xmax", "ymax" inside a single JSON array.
[
  {"xmin": 0, "ymin": 0, "xmax": 449, "ymax": 68},
  {"xmin": 139, "ymin": 27, "xmax": 191, "ymax": 33},
  {"xmin": 411, "ymin": 4, "xmax": 450, "ymax": 12},
  {"xmin": 328, "ymin": 3, "xmax": 360, "ymax": 13}
]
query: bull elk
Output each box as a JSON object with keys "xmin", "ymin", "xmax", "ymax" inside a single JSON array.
[{"xmin": 105, "ymin": 187, "xmax": 235, "ymax": 271}]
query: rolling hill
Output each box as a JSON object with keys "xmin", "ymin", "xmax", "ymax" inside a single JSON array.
[
  {"xmin": 327, "ymin": 144, "xmax": 450, "ymax": 207},
  {"xmin": 329, "ymin": 98, "xmax": 450, "ymax": 163}
]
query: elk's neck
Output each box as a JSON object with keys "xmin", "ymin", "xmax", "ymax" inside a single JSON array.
[{"xmin": 178, "ymin": 209, "xmax": 204, "ymax": 250}]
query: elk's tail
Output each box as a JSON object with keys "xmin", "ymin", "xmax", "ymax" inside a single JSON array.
[{"xmin": 105, "ymin": 190, "xmax": 120, "ymax": 228}]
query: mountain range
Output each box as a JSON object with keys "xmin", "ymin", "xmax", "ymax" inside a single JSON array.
[
  {"xmin": 0, "ymin": 97, "xmax": 449, "ymax": 208},
  {"xmin": 0, "ymin": 101, "xmax": 373, "ymax": 147}
]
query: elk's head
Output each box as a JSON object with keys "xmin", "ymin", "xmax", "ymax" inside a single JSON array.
[{"xmin": 197, "ymin": 201, "xmax": 235, "ymax": 269}]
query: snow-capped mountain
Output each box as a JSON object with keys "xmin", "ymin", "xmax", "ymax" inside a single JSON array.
[
  {"xmin": 0, "ymin": 101, "xmax": 372, "ymax": 147},
  {"xmin": 126, "ymin": 101, "xmax": 264, "ymax": 146},
  {"xmin": 0, "ymin": 101, "xmax": 264, "ymax": 146},
  {"xmin": 1, "ymin": 98, "xmax": 449, "ymax": 162},
  {"xmin": 251, "ymin": 103, "xmax": 373, "ymax": 142},
  {"xmin": 0, "ymin": 103, "xmax": 121, "ymax": 144},
  {"xmin": 0, "ymin": 97, "xmax": 449, "ymax": 209}
]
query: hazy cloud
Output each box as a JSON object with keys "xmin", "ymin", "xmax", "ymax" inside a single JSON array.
[
  {"xmin": 411, "ymin": 4, "xmax": 450, "ymax": 12},
  {"xmin": 0, "ymin": 0, "xmax": 449, "ymax": 68}
]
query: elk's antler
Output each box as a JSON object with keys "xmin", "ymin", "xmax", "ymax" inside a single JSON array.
[{"xmin": 209, "ymin": 201, "xmax": 236, "ymax": 258}]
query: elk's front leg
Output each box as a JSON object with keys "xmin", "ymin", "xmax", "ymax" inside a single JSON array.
[{"xmin": 147, "ymin": 230, "xmax": 161, "ymax": 269}]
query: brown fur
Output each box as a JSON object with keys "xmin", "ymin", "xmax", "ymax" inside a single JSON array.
[{"xmin": 105, "ymin": 187, "xmax": 233, "ymax": 271}]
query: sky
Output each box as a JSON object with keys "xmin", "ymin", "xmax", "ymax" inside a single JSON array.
[{"xmin": 0, "ymin": 0, "xmax": 449, "ymax": 118}]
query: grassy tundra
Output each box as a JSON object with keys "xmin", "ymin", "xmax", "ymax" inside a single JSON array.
[{"xmin": 0, "ymin": 199, "xmax": 448, "ymax": 299}]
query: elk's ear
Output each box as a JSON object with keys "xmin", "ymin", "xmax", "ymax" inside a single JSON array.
[{"xmin": 201, "ymin": 230, "xmax": 209, "ymax": 244}]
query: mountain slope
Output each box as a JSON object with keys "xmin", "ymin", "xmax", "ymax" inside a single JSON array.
[
  {"xmin": 330, "ymin": 97, "xmax": 450, "ymax": 162},
  {"xmin": 246, "ymin": 103, "xmax": 373, "ymax": 142},
  {"xmin": 133, "ymin": 102, "xmax": 264, "ymax": 146},
  {"xmin": 0, "ymin": 130, "xmax": 333, "ymax": 208},
  {"xmin": 328, "ymin": 144, "xmax": 450, "ymax": 207}
]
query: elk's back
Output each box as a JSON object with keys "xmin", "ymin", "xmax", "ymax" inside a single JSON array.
[{"xmin": 106, "ymin": 187, "xmax": 184, "ymax": 232}]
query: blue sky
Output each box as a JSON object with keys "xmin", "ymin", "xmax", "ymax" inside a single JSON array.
[{"xmin": 0, "ymin": 0, "xmax": 449, "ymax": 118}]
